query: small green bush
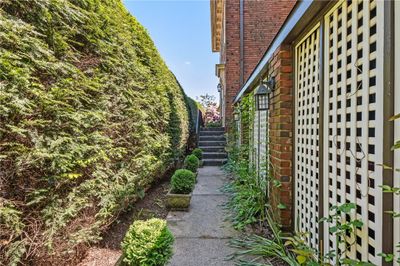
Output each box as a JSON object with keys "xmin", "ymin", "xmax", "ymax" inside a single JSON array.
[
  {"xmin": 184, "ymin": 154, "xmax": 199, "ymax": 173},
  {"xmin": 192, "ymin": 148, "xmax": 203, "ymax": 161},
  {"xmin": 122, "ymin": 218, "xmax": 174, "ymax": 266},
  {"xmin": 170, "ymin": 169, "xmax": 195, "ymax": 194}
]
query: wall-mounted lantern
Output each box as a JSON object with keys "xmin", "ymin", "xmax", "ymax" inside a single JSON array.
[
  {"xmin": 217, "ymin": 83, "xmax": 222, "ymax": 93},
  {"xmin": 233, "ymin": 109, "xmax": 239, "ymax": 121},
  {"xmin": 254, "ymin": 77, "xmax": 275, "ymax": 111}
]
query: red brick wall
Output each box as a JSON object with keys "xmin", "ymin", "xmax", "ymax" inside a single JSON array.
[
  {"xmin": 224, "ymin": 0, "xmax": 241, "ymax": 125},
  {"xmin": 243, "ymin": 0, "xmax": 296, "ymax": 82},
  {"xmin": 267, "ymin": 45, "xmax": 293, "ymax": 230},
  {"xmin": 223, "ymin": 0, "xmax": 296, "ymax": 126}
]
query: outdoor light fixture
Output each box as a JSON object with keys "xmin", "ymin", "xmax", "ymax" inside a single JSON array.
[
  {"xmin": 254, "ymin": 77, "xmax": 275, "ymax": 111},
  {"xmin": 217, "ymin": 83, "xmax": 222, "ymax": 92},
  {"xmin": 233, "ymin": 109, "xmax": 239, "ymax": 121}
]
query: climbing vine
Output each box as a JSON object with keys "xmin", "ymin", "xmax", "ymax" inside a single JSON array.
[{"xmin": 222, "ymin": 92, "xmax": 270, "ymax": 230}]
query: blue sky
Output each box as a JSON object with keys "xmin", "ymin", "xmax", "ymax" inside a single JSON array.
[{"xmin": 123, "ymin": 0, "xmax": 220, "ymax": 101}]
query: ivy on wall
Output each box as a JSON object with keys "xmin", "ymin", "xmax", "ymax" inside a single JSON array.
[{"xmin": 0, "ymin": 0, "xmax": 190, "ymax": 264}]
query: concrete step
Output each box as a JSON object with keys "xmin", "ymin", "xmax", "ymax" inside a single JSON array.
[
  {"xmin": 199, "ymin": 131, "xmax": 226, "ymax": 136},
  {"xmin": 203, "ymin": 152, "xmax": 227, "ymax": 159},
  {"xmin": 199, "ymin": 136, "xmax": 226, "ymax": 141},
  {"xmin": 199, "ymin": 146, "xmax": 226, "ymax": 153},
  {"xmin": 200, "ymin": 127, "xmax": 225, "ymax": 132},
  {"xmin": 203, "ymin": 159, "xmax": 227, "ymax": 166},
  {"xmin": 198, "ymin": 141, "xmax": 225, "ymax": 147}
]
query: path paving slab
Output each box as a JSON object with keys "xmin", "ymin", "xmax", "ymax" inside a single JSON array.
[
  {"xmin": 168, "ymin": 238, "xmax": 236, "ymax": 266},
  {"xmin": 167, "ymin": 166, "xmax": 237, "ymax": 266},
  {"xmin": 167, "ymin": 195, "xmax": 237, "ymax": 238}
]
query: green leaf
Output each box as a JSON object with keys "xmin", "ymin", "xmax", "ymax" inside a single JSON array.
[
  {"xmin": 277, "ymin": 203, "xmax": 287, "ymax": 209},
  {"xmin": 352, "ymin": 219, "xmax": 364, "ymax": 228},
  {"xmin": 377, "ymin": 163, "xmax": 393, "ymax": 170},
  {"xmin": 338, "ymin": 203, "xmax": 356, "ymax": 213},
  {"xmin": 329, "ymin": 226, "xmax": 338, "ymax": 233},
  {"xmin": 296, "ymin": 255, "xmax": 307, "ymax": 264},
  {"xmin": 378, "ymin": 252, "xmax": 394, "ymax": 262},
  {"xmin": 389, "ymin": 113, "xmax": 400, "ymax": 121}
]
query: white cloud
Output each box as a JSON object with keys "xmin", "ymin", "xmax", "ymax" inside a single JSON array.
[{"xmin": 184, "ymin": 61, "xmax": 191, "ymax": 65}]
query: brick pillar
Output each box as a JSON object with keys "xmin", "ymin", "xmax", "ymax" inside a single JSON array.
[
  {"xmin": 268, "ymin": 45, "xmax": 293, "ymax": 230},
  {"xmin": 224, "ymin": 0, "xmax": 240, "ymax": 127}
]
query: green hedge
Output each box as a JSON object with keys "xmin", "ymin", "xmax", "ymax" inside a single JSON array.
[
  {"xmin": 192, "ymin": 148, "xmax": 203, "ymax": 161},
  {"xmin": 185, "ymin": 97, "xmax": 203, "ymax": 133},
  {"xmin": 184, "ymin": 154, "xmax": 200, "ymax": 173},
  {"xmin": 170, "ymin": 169, "xmax": 196, "ymax": 194},
  {"xmin": 122, "ymin": 218, "xmax": 174, "ymax": 266},
  {"xmin": 0, "ymin": 0, "xmax": 189, "ymax": 264}
]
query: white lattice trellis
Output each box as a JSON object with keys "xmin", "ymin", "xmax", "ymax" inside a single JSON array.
[
  {"xmin": 259, "ymin": 110, "xmax": 268, "ymax": 178},
  {"xmin": 294, "ymin": 23, "xmax": 321, "ymax": 251},
  {"xmin": 323, "ymin": 0, "xmax": 384, "ymax": 264},
  {"xmin": 253, "ymin": 110, "xmax": 259, "ymax": 169}
]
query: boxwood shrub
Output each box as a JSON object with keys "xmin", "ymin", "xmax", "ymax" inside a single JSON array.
[
  {"xmin": 122, "ymin": 218, "xmax": 174, "ymax": 266},
  {"xmin": 170, "ymin": 169, "xmax": 195, "ymax": 194},
  {"xmin": 183, "ymin": 154, "xmax": 199, "ymax": 173},
  {"xmin": 192, "ymin": 148, "xmax": 203, "ymax": 161}
]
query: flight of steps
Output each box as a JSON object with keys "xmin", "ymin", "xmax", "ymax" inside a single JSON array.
[{"xmin": 198, "ymin": 127, "xmax": 227, "ymax": 166}]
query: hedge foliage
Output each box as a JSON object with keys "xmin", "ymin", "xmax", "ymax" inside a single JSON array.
[
  {"xmin": 0, "ymin": 0, "xmax": 190, "ymax": 264},
  {"xmin": 122, "ymin": 218, "xmax": 174, "ymax": 266}
]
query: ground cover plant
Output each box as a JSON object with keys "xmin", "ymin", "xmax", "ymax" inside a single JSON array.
[
  {"xmin": 121, "ymin": 218, "xmax": 174, "ymax": 266},
  {"xmin": 0, "ymin": 0, "xmax": 191, "ymax": 264}
]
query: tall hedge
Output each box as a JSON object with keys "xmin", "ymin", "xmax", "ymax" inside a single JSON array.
[{"xmin": 0, "ymin": 0, "xmax": 189, "ymax": 264}]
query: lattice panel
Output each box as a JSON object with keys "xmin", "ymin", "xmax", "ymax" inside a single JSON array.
[
  {"xmin": 323, "ymin": 0, "xmax": 384, "ymax": 264},
  {"xmin": 252, "ymin": 110, "xmax": 259, "ymax": 168},
  {"xmin": 253, "ymin": 111, "xmax": 260, "ymax": 170},
  {"xmin": 259, "ymin": 110, "xmax": 268, "ymax": 178},
  {"xmin": 294, "ymin": 24, "xmax": 321, "ymax": 251},
  {"xmin": 236, "ymin": 112, "xmax": 242, "ymax": 147}
]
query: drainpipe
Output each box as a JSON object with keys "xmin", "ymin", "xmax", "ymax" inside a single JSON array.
[{"xmin": 239, "ymin": 0, "xmax": 244, "ymax": 86}]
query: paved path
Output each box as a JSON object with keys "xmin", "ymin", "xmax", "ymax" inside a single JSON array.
[{"xmin": 167, "ymin": 166, "xmax": 238, "ymax": 266}]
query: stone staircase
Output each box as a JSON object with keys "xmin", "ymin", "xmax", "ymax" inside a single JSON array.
[{"xmin": 198, "ymin": 127, "xmax": 227, "ymax": 166}]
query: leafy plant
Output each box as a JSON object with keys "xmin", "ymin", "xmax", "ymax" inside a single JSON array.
[
  {"xmin": 377, "ymin": 113, "xmax": 400, "ymax": 263},
  {"xmin": 230, "ymin": 234, "xmax": 299, "ymax": 266},
  {"xmin": 191, "ymin": 148, "xmax": 203, "ymax": 161},
  {"xmin": 0, "ymin": 0, "xmax": 191, "ymax": 263},
  {"xmin": 222, "ymin": 98, "xmax": 267, "ymax": 231},
  {"xmin": 170, "ymin": 169, "xmax": 195, "ymax": 194},
  {"xmin": 183, "ymin": 154, "xmax": 199, "ymax": 173},
  {"xmin": 122, "ymin": 218, "xmax": 174, "ymax": 266},
  {"xmin": 283, "ymin": 232, "xmax": 318, "ymax": 265},
  {"xmin": 228, "ymin": 210, "xmax": 298, "ymax": 266},
  {"xmin": 221, "ymin": 146, "xmax": 268, "ymax": 230}
]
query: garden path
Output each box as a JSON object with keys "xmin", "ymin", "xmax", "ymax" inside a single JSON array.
[{"xmin": 167, "ymin": 166, "xmax": 238, "ymax": 266}]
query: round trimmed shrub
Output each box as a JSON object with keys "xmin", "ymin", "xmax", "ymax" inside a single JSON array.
[
  {"xmin": 122, "ymin": 218, "xmax": 174, "ymax": 266},
  {"xmin": 170, "ymin": 169, "xmax": 195, "ymax": 194},
  {"xmin": 192, "ymin": 148, "xmax": 203, "ymax": 161},
  {"xmin": 183, "ymin": 154, "xmax": 199, "ymax": 173}
]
